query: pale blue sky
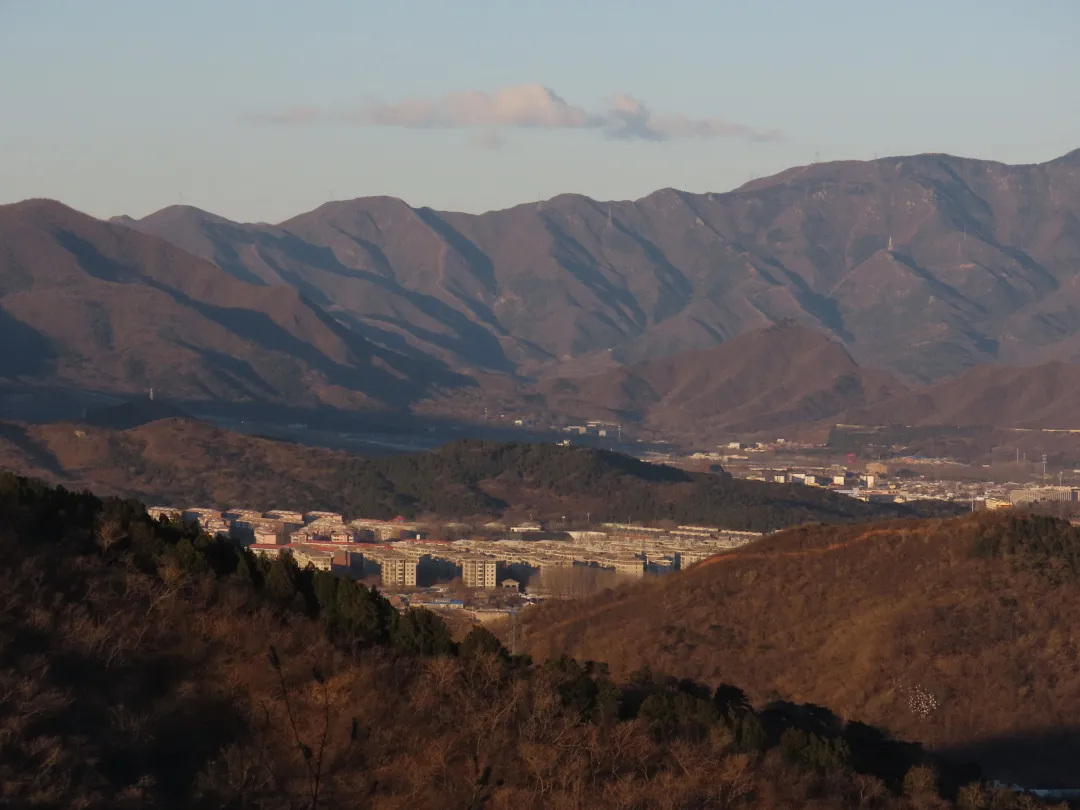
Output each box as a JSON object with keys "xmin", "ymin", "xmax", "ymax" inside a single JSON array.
[{"xmin": 1, "ymin": 0, "xmax": 1077, "ymax": 222}]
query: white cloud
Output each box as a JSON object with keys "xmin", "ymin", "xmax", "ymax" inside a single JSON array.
[
  {"xmin": 606, "ymin": 93, "xmax": 780, "ymax": 142},
  {"xmin": 364, "ymin": 85, "xmax": 596, "ymax": 129},
  {"xmin": 244, "ymin": 84, "xmax": 778, "ymax": 143}
]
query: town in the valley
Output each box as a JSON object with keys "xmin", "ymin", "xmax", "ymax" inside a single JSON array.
[{"xmin": 147, "ymin": 503, "xmax": 761, "ymax": 630}]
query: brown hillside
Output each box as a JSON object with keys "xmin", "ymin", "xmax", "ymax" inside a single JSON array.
[
  {"xmin": 0, "ymin": 474, "xmax": 1018, "ymax": 807},
  {"xmin": 534, "ymin": 323, "xmax": 905, "ymax": 436},
  {"xmin": 127, "ymin": 150, "xmax": 1080, "ymax": 383},
  {"xmin": 0, "ymin": 418, "xmax": 362, "ymax": 510},
  {"xmin": 850, "ymin": 361, "xmax": 1080, "ymax": 429},
  {"xmin": 523, "ymin": 511, "xmax": 1080, "ymax": 786},
  {"xmin": 0, "ymin": 200, "xmax": 458, "ymax": 407}
]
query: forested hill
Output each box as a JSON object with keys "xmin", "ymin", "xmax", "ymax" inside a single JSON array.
[
  {"xmin": 0, "ymin": 471, "xmax": 1020, "ymax": 807},
  {"xmin": 524, "ymin": 511, "xmax": 1080, "ymax": 788},
  {"xmin": 357, "ymin": 439, "xmax": 958, "ymax": 530},
  {"xmin": 0, "ymin": 419, "xmax": 958, "ymax": 531}
]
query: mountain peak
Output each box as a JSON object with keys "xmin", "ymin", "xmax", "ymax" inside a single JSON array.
[
  {"xmin": 138, "ymin": 204, "xmax": 233, "ymax": 227},
  {"xmin": 1049, "ymin": 147, "xmax": 1080, "ymax": 166}
]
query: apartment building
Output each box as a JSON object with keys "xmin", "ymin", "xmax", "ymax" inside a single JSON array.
[
  {"xmin": 380, "ymin": 554, "xmax": 418, "ymax": 588},
  {"xmin": 676, "ymin": 550, "xmax": 711, "ymax": 569},
  {"xmin": 291, "ymin": 545, "xmax": 335, "ymax": 572},
  {"xmin": 610, "ymin": 557, "xmax": 646, "ymax": 577},
  {"xmin": 304, "ymin": 511, "xmax": 344, "ymax": 524},
  {"xmin": 1010, "ymin": 486, "xmax": 1079, "ymax": 504},
  {"xmin": 351, "ymin": 519, "xmax": 426, "ymax": 542},
  {"xmin": 462, "ymin": 558, "xmax": 498, "ymax": 589}
]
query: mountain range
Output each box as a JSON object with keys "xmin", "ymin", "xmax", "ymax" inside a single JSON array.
[
  {"xmin": 0, "ymin": 199, "xmax": 465, "ymax": 408},
  {"xmin": 4, "ymin": 148, "xmax": 1080, "ymax": 436},
  {"xmin": 122, "ymin": 149, "xmax": 1080, "ymax": 384}
]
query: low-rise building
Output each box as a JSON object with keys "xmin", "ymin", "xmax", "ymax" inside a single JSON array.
[{"xmin": 509, "ymin": 522, "xmax": 544, "ymax": 534}]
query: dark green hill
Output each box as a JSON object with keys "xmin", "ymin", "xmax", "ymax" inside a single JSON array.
[{"xmin": 349, "ymin": 439, "xmax": 959, "ymax": 530}]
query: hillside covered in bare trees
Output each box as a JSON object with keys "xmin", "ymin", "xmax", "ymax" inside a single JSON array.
[{"xmin": 0, "ymin": 473, "xmax": 1057, "ymax": 808}]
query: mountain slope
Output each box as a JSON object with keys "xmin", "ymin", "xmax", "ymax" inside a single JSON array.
[
  {"xmin": 533, "ymin": 323, "xmax": 906, "ymax": 436},
  {"xmin": 523, "ymin": 512, "xmax": 1080, "ymax": 787},
  {"xmin": 850, "ymin": 360, "xmax": 1080, "ymax": 429},
  {"xmin": 0, "ymin": 199, "xmax": 461, "ymax": 406},
  {"xmin": 127, "ymin": 150, "xmax": 1080, "ymax": 382}
]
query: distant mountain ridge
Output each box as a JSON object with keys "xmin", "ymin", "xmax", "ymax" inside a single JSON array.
[
  {"xmin": 0, "ymin": 199, "xmax": 465, "ymax": 408},
  {"xmin": 6, "ymin": 148, "xmax": 1080, "ymax": 435},
  {"xmin": 122, "ymin": 149, "xmax": 1080, "ymax": 383}
]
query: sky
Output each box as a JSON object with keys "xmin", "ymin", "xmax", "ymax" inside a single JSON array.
[{"xmin": 1, "ymin": 0, "xmax": 1078, "ymax": 222}]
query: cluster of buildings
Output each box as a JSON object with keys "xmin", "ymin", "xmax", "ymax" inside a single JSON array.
[
  {"xmin": 146, "ymin": 504, "xmax": 761, "ymax": 593},
  {"xmin": 730, "ymin": 464, "xmax": 1017, "ymax": 507},
  {"xmin": 1008, "ymin": 486, "xmax": 1080, "ymax": 505},
  {"xmin": 448, "ymin": 522, "xmax": 760, "ymax": 580}
]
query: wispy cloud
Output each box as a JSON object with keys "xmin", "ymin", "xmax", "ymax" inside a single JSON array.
[
  {"xmin": 606, "ymin": 93, "xmax": 779, "ymax": 142},
  {"xmin": 470, "ymin": 130, "xmax": 507, "ymax": 151},
  {"xmin": 242, "ymin": 84, "xmax": 778, "ymax": 143}
]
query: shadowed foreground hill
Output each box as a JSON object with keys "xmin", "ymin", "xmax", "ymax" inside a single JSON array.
[
  {"xmin": 0, "ymin": 473, "xmax": 1062, "ymax": 808},
  {"xmin": 0, "ymin": 419, "xmax": 956, "ymax": 529},
  {"xmin": 524, "ymin": 512, "xmax": 1080, "ymax": 788}
]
